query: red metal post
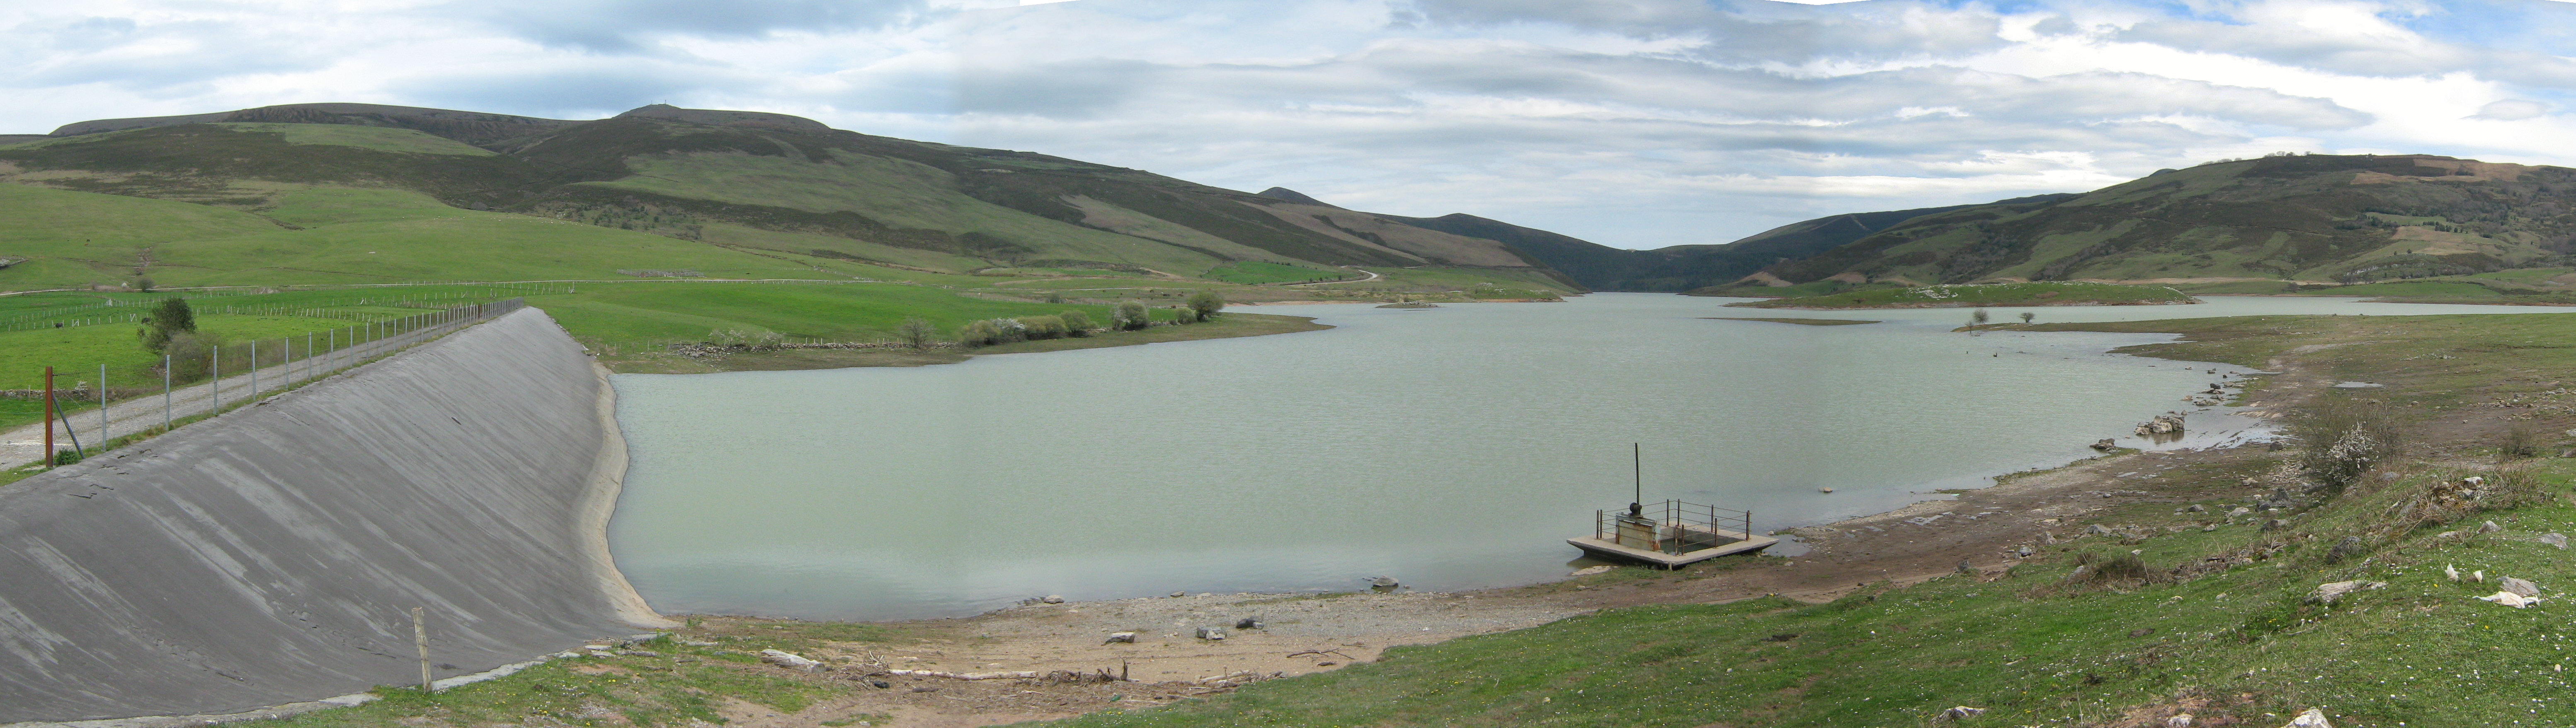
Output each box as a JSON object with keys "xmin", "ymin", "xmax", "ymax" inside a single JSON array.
[{"xmin": 42, "ymin": 366, "xmax": 54, "ymax": 464}]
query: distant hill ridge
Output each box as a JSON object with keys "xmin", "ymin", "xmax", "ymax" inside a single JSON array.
[
  {"xmin": 1701, "ymin": 154, "xmax": 2576, "ymax": 294},
  {"xmin": 1, "ymin": 103, "xmax": 1592, "ymax": 286}
]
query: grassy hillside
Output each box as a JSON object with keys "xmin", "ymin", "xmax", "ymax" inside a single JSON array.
[
  {"xmin": 1392, "ymin": 198, "xmax": 2076, "ymax": 293},
  {"xmin": 1723, "ymin": 281, "xmax": 2196, "ymax": 309},
  {"xmin": 1741, "ymin": 155, "xmax": 2576, "ymax": 291}
]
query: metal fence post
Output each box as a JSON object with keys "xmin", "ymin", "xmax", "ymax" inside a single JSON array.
[
  {"xmin": 163, "ymin": 355, "xmax": 171, "ymax": 432},
  {"xmin": 99, "ymin": 364, "xmax": 107, "ymax": 447},
  {"xmin": 43, "ymin": 367, "xmax": 54, "ymax": 463},
  {"xmin": 211, "ymin": 346, "xmax": 221, "ymax": 415}
]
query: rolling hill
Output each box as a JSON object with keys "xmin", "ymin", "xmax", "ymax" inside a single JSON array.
[
  {"xmin": 0, "ymin": 102, "xmax": 1577, "ymax": 291},
  {"xmin": 1699, "ymin": 154, "xmax": 2576, "ymax": 295}
]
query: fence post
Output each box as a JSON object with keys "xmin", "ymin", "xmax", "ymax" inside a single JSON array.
[
  {"xmin": 43, "ymin": 366, "xmax": 54, "ymax": 464},
  {"xmin": 250, "ymin": 343, "xmax": 258, "ymax": 399},
  {"xmin": 211, "ymin": 346, "xmax": 221, "ymax": 415},
  {"xmin": 99, "ymin": 364, "xmax": 107, "ymax": 448},
  {"xmin": 163, "ymin": 355, "xmax": 171, "ymax": 432}
]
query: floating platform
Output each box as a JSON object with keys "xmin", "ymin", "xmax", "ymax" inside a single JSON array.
[
  {"xmin": 1567, "ymin": 529, "xmax": 1778, "ymax": 568},
  {"xmin": 1571, "ymin": 500, "xmax": 1776, "ymax": 568}
]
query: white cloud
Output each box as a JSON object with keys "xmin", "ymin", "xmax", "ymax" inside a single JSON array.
[
  {"xmin": 2, "ymin": 0, "xmax": 2574, "ymax": 247},
  {"xmin": 2471, "ymin": 98, "xmax": 2552, "ymax": 119}
]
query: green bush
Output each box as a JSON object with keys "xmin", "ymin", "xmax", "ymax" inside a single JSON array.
[
  {"xmin": 1111, "ymin": 301, "xmax": 1150, "ymax": 331},
  {"xmin": 2294, "ymin": 395, "xmax": 2403, "ymax": 493},
  {"xmin": 1057, "ymin": 310, "xmax": 1094, "ymax": 336},
  {"xmin": 706, "ymin": 328, "xmax": 782, "ymax": 349},
  {"xmin": 163, "ymin": 331, "xmax": 221, "ymax": 379},
  {"xmin": 957, "ymin": 318, "xmax": 1028, "ymax": 347},
  {"xmin": 957, "ymin": 319, "xmax": 998, "ymax": 347},
  {"xmin": 1185, "ymin": 289, "xmax": 1225, "ymax": 321},
  {"xmin": 1019, "ymin": 315, "xmax": 1067, "ymax": 340},
  {"xmin": 52, "ymin": 449, "xmax": 83, "ymax": 466}
]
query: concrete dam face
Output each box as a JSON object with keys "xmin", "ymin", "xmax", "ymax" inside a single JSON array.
[{"xmin": 0, "ymin": 309, "xmax": 665, "ymax": 722}]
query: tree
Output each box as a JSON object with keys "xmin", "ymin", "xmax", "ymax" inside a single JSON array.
[
  {"xmin": 1111, "ymin": 300, "xmax": 1150, "ymax": 331},
  {"xmin": 899, "ymin": 316, "xmax": 936, "ymax": 349},
  {"xmin": 141, "ymin": 298, "xmax": 196, "ymax": 352},
  {"xmin": 1970, "ymin": 308, "xmax": 1991, "ymax": 325},
  {"xmin": 2019, "ymin": 311, "xmax": 2036, "ymax": 325},
  {"xmin": 130, "ymin": 277, "xmax": 155, "ymax": 292},
  {"xmin": 1184, "ymin": 290, "xmax": 1225, "ymax": 322}
]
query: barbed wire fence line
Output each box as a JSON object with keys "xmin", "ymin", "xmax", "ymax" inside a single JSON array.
[{"xmin": 3, "ymin": 298, "xmax": 528, "ymax": 472}]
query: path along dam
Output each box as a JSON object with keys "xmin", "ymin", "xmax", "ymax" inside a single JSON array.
[{"xmin": 0, "ymin": 308, "xmax": 666, "ymax": 723}]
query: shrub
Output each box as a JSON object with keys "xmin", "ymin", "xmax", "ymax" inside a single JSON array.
[
  {"xmin": 131, "ymin": 277, "xmax": 155, "ymax": 293},
  {"xmin": 52, "ymin": 449, "xmax": 84, "ymax": 466},
  {"xmin": 957, "ymin": 319, "xmax": 999, "ymax": 347},
  {"xmin": 2069, "ymin": 551, "xmax": 2154, "ymax": 584},
  {"xmin": 898, "ymin": 316, "xmax": 936, "ymax": 349},
  {"xmin": 2294, "ymin": 395, "xmax": 2403, "ymax": 493},
  {"xmin": 958, "ymin": 318, "xmax": 1031, "ymax": 347},
  {"xmin": 706, "ymin": 328, "xmax": 782, "ymax": 349},
  {"xmin": 1111, "ymin": 301, "xmax": 1150, "ymax": 331},
  {"xmin": 1019, "ymin": 315, "xmax": 1067, "ymax": 340},
  {"xmin": 1970, "ymin": 308, "xmax": 1991, "ymax": 325},
  {"xmin": 1185, "ymin": 290, "xmax": 1225, "ymax": 321},
  {"xmin": 2502, "ymin": 421, "xmax": 2540, "ymax": 459},
  {"xmin": 1057, "ymin": 310, "xmax": 1094, "ymax": 336},
  {"xmin": 163, "ymin": 331, "xmax": 221, "ymax": 379}
]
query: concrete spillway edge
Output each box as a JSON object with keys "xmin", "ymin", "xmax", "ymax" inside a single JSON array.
[
  {"xmin": 0, "ymin": 308, "xmax": 670, "ymax": 723},
  {"xmin": 582, "ymin": 360, "xmax": 677, "ymax": 631}
]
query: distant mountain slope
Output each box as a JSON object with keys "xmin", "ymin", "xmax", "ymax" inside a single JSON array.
[
  {"xmin": 1, "ymin": 104, "xmax": 1569, "ymax": 284},
  {"xmin": 1735, "ymin": 155, "xmax": 2576, "ymax": 291},
  {"xmin": 1400, "ymin": 201, "xmax": 2022, "ymax": 292}
]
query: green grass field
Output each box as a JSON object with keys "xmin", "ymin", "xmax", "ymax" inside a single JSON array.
[
  {"xmin": 1203, "ymin": 262, "xmax": 1345, "ymax": 285},
  {"xmin": 1731, "ymin": 281, "xmax": 2197, "ymax": 309}
]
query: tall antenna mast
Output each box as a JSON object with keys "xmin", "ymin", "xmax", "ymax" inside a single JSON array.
[{"xmin": 1630, "ymin": 442, "xmax": 1642, "ymax": 516}]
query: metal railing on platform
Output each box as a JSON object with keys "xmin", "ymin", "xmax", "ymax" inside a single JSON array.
[{"xmin": 1593, "ymin": 500, "xmax": 1753, "ymax": 556}]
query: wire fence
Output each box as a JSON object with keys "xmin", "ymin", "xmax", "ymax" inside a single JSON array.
[{"xmin": 7, "ymin": 298, "xmax": 527, "ymax": 469}]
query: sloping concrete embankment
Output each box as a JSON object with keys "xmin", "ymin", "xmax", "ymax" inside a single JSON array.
[{"xmin": 0, "ymin": 308, "xmax": 667, "ymax": 722}]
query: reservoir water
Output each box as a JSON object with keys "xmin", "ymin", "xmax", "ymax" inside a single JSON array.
[{"xmin": 609, "ymin": 294, "xmax": 2567, "ymax": 620}]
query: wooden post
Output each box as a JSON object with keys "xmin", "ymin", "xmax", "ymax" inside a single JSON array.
[
  {"xmin": 99, "ymin": 364, "xmax": 107, "ymax": 447},
  {"xmin": 162, "ymin": 356, "xmax": 171, "ymax": 432},
  {"xmin": 42, "ymin": 366, "xmax": 54, "ymax": 464},
  {"xmin": 412, "ymin": 607, "xmax": 432, "ymax": 692}
]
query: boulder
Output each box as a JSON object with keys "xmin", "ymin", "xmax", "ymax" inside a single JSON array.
[
  {"xmin": 1041, "ymin": 595, "xmax": 1066, "ymax": 604},
  {"xmin": 2326, "ymin": 536, "xmax": 2365, "ymax": 563},
  {"xmin": 2015, "ymin": 546, "xmax": 2036, "ymax": 557},
  {"xmin": 2445, "ymin": 563, "xmax": 2460, "ymax": 582},
  {"xmin": 2186, "ymin": 504, "xmax": 2207, "ymax": 512},
  {"xmin": 2500, "ymin": 576, "xmax": 2542, "ymax": 597},
  {"xmin": 2090, "ymin": 438, "xmax": 2118, "ymax": 451},
  {"xmin": 759, "ymin": 649, "xmax": 823, "ymax": 673},
  {"xmin": 2308, "ymin": 580, "xmax": 2385, "ymax": 604},
  {"xmin": 2481, "ymin": 520, "xmax": 2504, "ymax": 534},
  {"xmin": 1367, "ymin": 576, "xmax": 1401, "ymax": 589},
  {"xmin": 2543, "ymin": 533, "xmax": 2569, "ymax": 550},
  {"xmin": 1104, "ymin": 632, "xmax": 1138, "ymax": 644},
  {"xmin": 2228, "ymin": 507, "xmax": 2252, "ymax": 519},
  {"xmin": 1940, "ymin": 706, "xmax": 1986, "ymax": 721},
  {"xmin": 2085, "ymin": 524, "xmax": 2113, "ymax": 536},
  {"xmin": 1194, "ymin": 627, "xmax": 1227, "ymax": 641},
  {"xmin": 1236, "ymin": 618, "xmax": 1264, "ymax": 630},
  {"xmin": 2040, "ymin": 532, "xmax": 2057, "ymax": 545},
  {"xmin": 1572, "ymin": 565, "xmax": 1614, "ymax": 576},
  {"xmin": 2478, "ymin": 591, "xmax": 2540, "ymax": 608},
  {"xmin": 2285, "ymin": 708, "xmax": 2333, "ymax": 728},
  {"xmin": 2167, "ymin": 713, "xmax": 2194, "ymax": 727}
]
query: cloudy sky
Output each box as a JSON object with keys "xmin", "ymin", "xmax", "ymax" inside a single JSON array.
[{"xmin": 5, "ymin": 0, "xmax": 2574, "ymax": 248}]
